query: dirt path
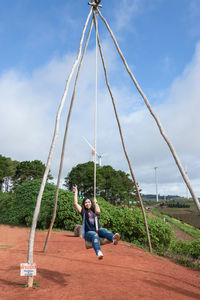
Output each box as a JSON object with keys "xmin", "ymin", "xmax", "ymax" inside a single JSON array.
[
  {"xmin": 147, "ymin": 211, "xmax": 195, "ymax": 241},
  {"xmin": 0, "ymin": 225, "xmax": 199, "ymax": 300}
]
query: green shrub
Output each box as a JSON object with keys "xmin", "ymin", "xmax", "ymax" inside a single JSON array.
[
  {"xmin": 148, "ymin": 217, "xmax": 174, "ymax": 254},
  {"xmin": 99, "ymin": 203, "xmax": 174, "ymax": 252},
  {"xmin": 169, "ymin": 238, "xmax": 200, "ymax": 259},
  {"xmin": 0, "ymin": 179, "xmax": 81, "ymax": 230},
  {"xmin": 14, "ymin": 179, "xmax": 55, "ymax": 228},
  {"xmin": 0, "ymin": 191, "xmax": 18, "ymax": 225},
  {"xmin": 190, "ymin": 239, "xmax": 200, "ymax": 259},
  {"xmin": 0, "ymin": 179, "xmax": 174, "ymax": 252},
  {"xmin": 170, "ymin": 239, "xmax": 191, "ymax": 256},
  {"xmin": 55, "ymin": 189, "xmax": 82, "ymax": 230}
]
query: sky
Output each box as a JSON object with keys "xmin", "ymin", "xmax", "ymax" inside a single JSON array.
[{"xmin": 1, "ymin": 0, "xmax": 200, "ymax": 198}]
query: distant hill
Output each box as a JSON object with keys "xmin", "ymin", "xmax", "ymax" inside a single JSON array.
[{"xmin": 142, "ymin": 194, "xmax": 182, "ymax": 202}]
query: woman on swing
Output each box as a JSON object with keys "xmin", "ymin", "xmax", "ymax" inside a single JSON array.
[{"xmin": 73, "ymin": 185, "xmax": 120, "ymax": 259}]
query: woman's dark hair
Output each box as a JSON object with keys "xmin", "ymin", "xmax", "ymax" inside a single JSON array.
[{"xmin": 81, "ymin": 197, "xmax": 95, "ymax": 214}]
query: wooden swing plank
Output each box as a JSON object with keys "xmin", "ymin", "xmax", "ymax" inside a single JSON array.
[{"xmin": 85, "ymin": 238, "xmax": 111, "ymax": 249}]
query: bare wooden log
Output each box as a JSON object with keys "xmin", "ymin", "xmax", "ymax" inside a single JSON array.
[
  {"xmin": 43, "ymin": 17, "xmax": 94, "ymax": 253},
  {"xmin": 93, "ymin": 12, "xmax": 152, "ymax": 252},
  {"xmin": 26, "ymin": 8, "xmax": 93, "ymax": 287},
  {"xmin": 27, "ymin": 276, "xmax": 34, "ymax": 288},
  {"xmin": 85, "ymin": 238, "xmax": 111, "ymax": 249},
  {"xmin": 97, "ymin": 8, "xmax": 200, "ymax": 214},
  {"xmin": 74, "ymin": 225, "xmax": 82, "ymax": 237}
]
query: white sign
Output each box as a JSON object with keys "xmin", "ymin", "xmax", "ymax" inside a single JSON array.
[{"xmin": 20, "ymin": 263, "xmax": 37, "ymax": 276}]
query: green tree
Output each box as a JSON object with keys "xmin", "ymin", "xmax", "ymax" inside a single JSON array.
[
  {"xmin": 64, "ymin": 161, "xmax": 99, "ymax": 197},
  {"xmin": 98, "ymin": 167, "xmax": 135, "ymax": 205},
  {"xmin": 13, "ymin": 160, "xmax": 53, "ymax": 187},
  {"xmin": 64, "ymin": 161, "xmax": 137, "ymax": 205},
  {"xmin": 0, "ymin": 154, "xmax": 18, "ymax": 191}
]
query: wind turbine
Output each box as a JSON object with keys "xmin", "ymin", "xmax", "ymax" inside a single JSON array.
[
  {"xmin": 82, "ymin": 136, "xmax": 108, "ymax": 166},
  {"xmin": 154, "ymin": 166, "xmax": 159, "ymax": 202}
]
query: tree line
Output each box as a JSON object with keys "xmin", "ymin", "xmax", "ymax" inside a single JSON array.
[
  {"xmin": 0, "ymin": 155, "xmax": 137, "ymax": 206},
  {"xmin": 160, "ymin": 202, "xmax": 190, "ymax": 208},
  {"xmin": 0, "ymin": 154, "xmax": 52, "ymax": 192},
  {"xmin": 64, "ymin": 161, "xmax": 138, "ymax": 206}
]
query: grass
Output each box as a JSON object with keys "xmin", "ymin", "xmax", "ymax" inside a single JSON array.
[
  {"xmin": 152, "ymin": 199, "xmax": 200, "ymax": 228},
  {"xmin": 0, "ymin": 244, "xmax": 13, "ymax": 249},
  {"xmin": 149, "ymin": 209, "xmax": 200, "ymax": 270},
  {"xmin": 22, "ymin": 281, "xmax": 40, "ymax": 289},
  {"xmin": 152, "ymin": 209, "xmax": 200, "ymax": 239},
  {"xmin": 131, "ymin": 240, "xmax": 200, "ymax": 271},
  {"xmin": 164, "ymin": 252, "xmax": 200, "ymax": 271}
]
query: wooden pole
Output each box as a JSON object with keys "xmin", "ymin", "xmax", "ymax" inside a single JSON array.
[
  {"xmin": 97, "ymin": 8, "xmax": 200, "ymax": 214},
  {"xmin": 26, "ymin": 8, "xmax": 93, "ymax": 287},
  {"xmin": 43, "ymin": 17, "xmax": 94, "ymax": 252},
  {"xmin": 93, "ymin": 12, "xmax": 152, "ymax": 252}
]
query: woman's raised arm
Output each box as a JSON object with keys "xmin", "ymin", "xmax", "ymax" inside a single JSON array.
[{"xmin": 73, "ymin": 185, "xmax": 82, "ymax": 214}]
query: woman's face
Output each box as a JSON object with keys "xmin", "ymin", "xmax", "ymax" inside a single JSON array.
[{"xmin": 84, "ymin": 199, "xmax": 92, "ymax": 209}]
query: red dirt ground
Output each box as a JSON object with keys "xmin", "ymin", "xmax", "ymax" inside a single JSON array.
[{"xmin": 0, "ymin": 225, "xmax": 199, "ymax": 300}]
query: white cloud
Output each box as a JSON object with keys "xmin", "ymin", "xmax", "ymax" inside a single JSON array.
[
  {"xmin": 0, "ymin": 53, "xmax": 75, "ymax": 163},
  {"xmin": 1, "ymin": 36, "xmax": 200, "ymax": 197},
  {"xmin": 113, "ymin": 0, "xmax": 141, "ymax": 31},
  {"xmin": 118, "ymin": 41, "xmax": 200, "ymax": 196},
  {"xmin": 0, "ymin": 38, "xmax": 119, "ymax": 174},
  {"xmin": 112, "ymin": 0, "xmax": 164, "ymax": 32}
]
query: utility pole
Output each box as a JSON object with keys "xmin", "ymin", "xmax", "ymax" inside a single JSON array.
[{"xmin": 154, "ymin": 167, "xmax": 159, "ymax": 202}]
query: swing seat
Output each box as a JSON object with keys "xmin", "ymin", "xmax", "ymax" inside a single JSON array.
[{"xmin": 85, "ymin": 238, "xmax": 111, "ymax": 249}]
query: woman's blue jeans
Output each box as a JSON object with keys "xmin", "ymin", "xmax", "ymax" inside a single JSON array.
[{"xmin": 84, "ymin": 228, "xmax": 114, "ymax": 254}]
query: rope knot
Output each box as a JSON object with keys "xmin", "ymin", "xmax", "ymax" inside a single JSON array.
[{"xmin": 88, "ymin": 0, "xmax": 102, "ymax": 9}]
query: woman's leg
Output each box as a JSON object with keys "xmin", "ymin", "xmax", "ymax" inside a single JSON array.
[
  {"xmin": 98, "ymin": 228, "xmax": 114, "ymax": 241},
  {"xmin": 85, "ymin": 231, "xmax": 102, "ymax": 255},
  {"xmin": 98, "ymin": 228, "xmax": 120, "ymax": 244}
]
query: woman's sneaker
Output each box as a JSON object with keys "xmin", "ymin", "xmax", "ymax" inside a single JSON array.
[
  {"xmin": 97, "ymin": 250, "xmax": 103, "ymax": 259},
  {"xmin": 113, "ymin": 233, "xmax": 120, "ymax": 245}
]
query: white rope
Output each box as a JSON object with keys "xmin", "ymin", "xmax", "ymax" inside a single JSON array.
[
  {"xmin": 93, "ymin": 10, "xmax": 99, "ymax": 232},
  {"xmin": 94, "ymin": 11, "xmax": 98, "ymax": 201}
]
